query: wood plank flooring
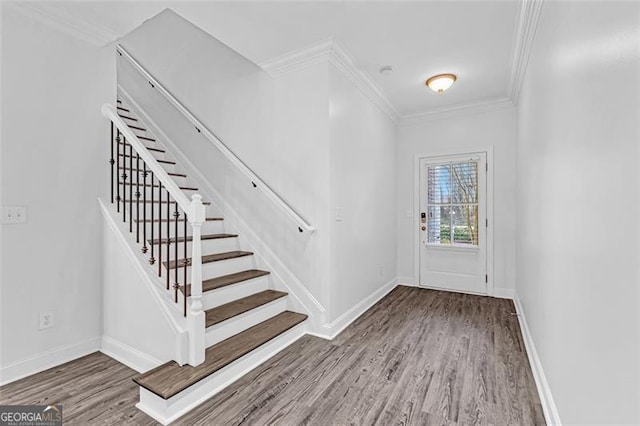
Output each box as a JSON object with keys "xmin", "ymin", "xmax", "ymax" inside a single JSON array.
[{"xmin": 0, "ymin": 286, "xmax": 545, "ymax": 425}]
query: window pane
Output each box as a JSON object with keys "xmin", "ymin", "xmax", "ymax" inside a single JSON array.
[
  {"xmin": 451, "ymin": 161, "xmax": 478, "ymax": 204},
  {"xmin": 428, "ymin": 206, "xmax": 451, "ymax": 244},
  {"xmin": 451, "ymin": 205, "xmax": 478, "ymax": 245},
  {"xmin": 427, "ymin": 164, "xmax": 450, "ymax": 204}
]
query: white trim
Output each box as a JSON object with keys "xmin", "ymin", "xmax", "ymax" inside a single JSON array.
[
  {"xmin": 514, "ymin": 295, "xmax": 562, "ymax": 425},
  {"xmin": 100, "ymin": 336, "xmax": 162, "ymax": 374},
  {"xmin": 0, "ymin": 337, "xmax": 101, "ymax": 386},
  {"xmin": 5, "ymin": 2, "xmax": 118, "ymax": 47},
  {"xmin": 508, "ymin": 0, "xmax": 544, "ymax": 103},
  {"xmin": 260, "ymin": 37, "xmax": 400, "ymax": 123},
  {"xmin": 316, "ymin": 277, "xmax": 398, "ymax": 339},
  {"xmin": 493, "ymin": 288, "xmax": 516, "ymax": 300},
  {"xmin": 413, "ymin": 147, "xmax": 495, "ymax": 296},
  {"xmin": 396, "ymin": 276, "xmax": 417, "ymax": 287},
  {"xmin": 401, "ymin": 97, "xmax": 514, "ymax": 126}
]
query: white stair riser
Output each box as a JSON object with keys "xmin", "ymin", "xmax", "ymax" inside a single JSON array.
[
  {"xmin": 201, "ymin": 255, "xmax": 256, "ymax": 278},
  {"xmin": 136, "ymin": 323, "xmax": 306, "ymax": 425},
  {"xmin": 137, "ymin": 220, "xmax": 226, "ymax": 241},
  {"xmin": 200, "ymin": 276, "xmax": 270, "ymax": 310},
  {"xmin": 152, "ymin": 237, "xmax": 241, "ymax": 261},
  {"xmin": 157, "ymin": 255, "xmax": 255, "ymax": 281},
  {"xmin": 205, "ymin": 298, "xmax": 288, "ymax": 347}
]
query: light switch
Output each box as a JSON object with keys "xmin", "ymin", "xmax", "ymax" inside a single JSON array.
[{"xmin": 2, "ymin": 205, "xmax": 28, "ymax": 224}]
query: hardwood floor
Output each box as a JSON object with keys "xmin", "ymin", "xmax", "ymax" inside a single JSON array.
[{"xmin": 0, "ymin": 286, "xmax": 545, "ymax": 425}]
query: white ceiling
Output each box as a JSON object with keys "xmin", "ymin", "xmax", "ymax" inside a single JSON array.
[{"xmin": 15, "ymin": 1, "xmax": 523, "ymax": 117}]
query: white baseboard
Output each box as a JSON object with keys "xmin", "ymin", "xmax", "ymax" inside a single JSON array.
[
  {"xmin": 493, "ymin": 287, "xmax": 516, "ymax": 299},
  {"xmin": 100, "ymin": 336, "xmax": 163, "ymax": 374},
  {"xmin": 0, "ymin": 337, "xmax": 101, "ymax": 386},
  {"xmin": 312, "ymin": 277, "xmax": 398, "ymax": 340},
  {"xmin": 513, "ymin": 295, "xmax": 562, "ymax": 425},
  {"xmin": 396, "ymin": 276, "xmax": 417, "ymax": 287}
]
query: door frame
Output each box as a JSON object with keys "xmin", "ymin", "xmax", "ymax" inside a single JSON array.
[{"xmin": 413, "ymin": 146, "xmax": 495, "ymax": 296}]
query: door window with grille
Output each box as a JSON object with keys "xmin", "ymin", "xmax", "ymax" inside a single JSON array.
[{"xmin": 426, "ymin": 159, "xmax": 479, "ymax": 246}]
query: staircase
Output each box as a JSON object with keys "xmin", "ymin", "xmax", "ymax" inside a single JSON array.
[{"xmin": 104, "ymin": 99, "xmax": 308, "ymax": 424}]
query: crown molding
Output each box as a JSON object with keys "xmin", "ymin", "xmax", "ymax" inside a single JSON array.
[
  {"xmin": 400, "ymin": 97, "xmax": 514, "ymax": 126},
  {"xmin": 260, "ymin": 37, "xmax": 400, "ymax": 123},
  {"xmin": 6, "ymin": 2, "xmax": 119, "ymax": 47},
  {"xmin": 508, "ymin": 0, "xmax": 544, "ymax": 104}
]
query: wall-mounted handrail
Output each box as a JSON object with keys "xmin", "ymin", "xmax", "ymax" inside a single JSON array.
[{"xmin": 116, "ymin": 44, "xmax": 315, "ymax": 233}]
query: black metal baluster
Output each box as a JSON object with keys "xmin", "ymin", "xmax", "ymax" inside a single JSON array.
[
  {"xmin": 122, "ymin": 136, "xmax": 126, "ymax": 222},
  {"xmin": 166, "ymin": 189, "xmax": 170, "ymax": 290},
  {"xmin": 116, "ymin": 129, "xmax": 121, "ymax": 212},
  {"xmin": 129, "ymin": 143, "xmax": 133, "ymax": 233},
  {"xmin": 183, "ymin": 212, "xmax": 188, "ymax": 317},
  {"xmin": 158, "ymin": 183, "xmax": 162, "ymax": 277},
  {"xmin": 136, "ymin": 154, "xmax": 141, "ymax": 243},
  {"xmin": 142, "ymin": 163, "xmax": 148, "ymax": 254},
  {"xmin": 149, "ymin": 173, "xmax": 155, "ymax": 265},
  {"xmin": 174, "ymin": 202, "xmax": 179, "ymax": 303},
  {"xmin": 110, "ymin": 122, "xmax": 114, "ymax": 204}
]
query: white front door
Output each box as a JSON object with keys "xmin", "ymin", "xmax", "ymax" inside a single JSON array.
[{"xmin": 418, "ymin": 152, "xmax": 487, "ymax": 294}]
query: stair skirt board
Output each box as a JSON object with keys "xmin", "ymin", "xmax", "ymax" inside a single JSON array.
[
  {"xmin": 205, "ymin": 297, "xmax": 288, "ymax": 347},
  {"xmin": 136, "ymin": 322, "xmax": 307, "ymax": 425}
]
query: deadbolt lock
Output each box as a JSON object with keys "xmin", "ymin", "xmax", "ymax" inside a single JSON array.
[{"xmin": 421, "ymin": 226, "xmax": 426, "ymax": 231}]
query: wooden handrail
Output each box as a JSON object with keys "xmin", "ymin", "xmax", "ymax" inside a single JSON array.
[{"xmin": 116, "ymin": 44, "xmax": 315, "ymax": 233}]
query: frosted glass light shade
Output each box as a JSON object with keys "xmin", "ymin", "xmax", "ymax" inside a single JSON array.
[{"xmin": 426, "ymin": 74, "xmax": 457, "ymax": 94}]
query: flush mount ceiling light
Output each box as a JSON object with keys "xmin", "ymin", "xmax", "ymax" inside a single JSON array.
[{"xmin": 425, "ymin": 73, "xmax": 457, "ymax": 95}]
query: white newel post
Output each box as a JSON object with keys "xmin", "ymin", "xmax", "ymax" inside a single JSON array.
[{"xmin": 188, "ymin": 194, "xmax": 206, "ymax": 366}]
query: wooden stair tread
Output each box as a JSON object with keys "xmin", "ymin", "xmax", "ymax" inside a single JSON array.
[
  {"xmin": 117, "ymin": 142, "xmax": 164, "ymax": 153},
  {"xmin": 128, "ymin": 124, "xmax": 147, "ymax": 132},
  {"xmin": 163, "ymin": 250, "xmax": 252, "ymax": 269},
  {"xmin": 121, "ymin": 199, "xmax": 212, "ymax": 205},
  {"xmin": 118, "ymin": 167, "xmax": 186, "ymax": 177},
  {"xmin": 118, "ymin": 115, "xmax": 138, "ymax": 121},
  {"xmin": 150, "ymin": 233, "xmax": 237, "ymax": 245},
  {"xmin": 133, "ymin": 311, "xmax": 307, "ymax": 399},
  {"xmin": 182, "ymin": 269, "xmax": 270, "ymax": 296},
  {"xmin": 118, "ymin": 154, "xmax": 175, "ymax": 165},
  {"xmin": 136, "ymin": 217, "xmax": 223, "ymax": 223},
  {"xmin": 119, "ymin": 182, "xmax": 194, "ymax": 190},
  {"xmin": 205, "ymin": 290, "xmax": 287, "ymax": 327}
]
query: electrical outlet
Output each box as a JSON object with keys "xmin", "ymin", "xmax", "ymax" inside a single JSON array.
[
  {"xmin": 39, "ymin": 311, "xmax": 54, "ymax": 330},
  {"xmin": 335, "ymin": 207, "xmax": 344, "ymax": 222},
  {"xmin": 2, "ymin": 205, "xmax": 28, "ymax": 224}
]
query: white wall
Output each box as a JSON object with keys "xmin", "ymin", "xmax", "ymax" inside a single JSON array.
[
  {"xmin": 396, "ymin": 107, "xmax": 517, "ymax": 294},
  {"xmin": 0, "ymin": 6, "xmax": 114, "ymax": 382},
  {"xmin": 516, "ymin": 2, "xmax": 640, "ymax": 423},
  {"xmin": 328, "ymin": 66, "xmax": 397, "ymax": 322},
  {"xmin": 101, "ymin": 202, "xmax": 183, "ymax": 370}
]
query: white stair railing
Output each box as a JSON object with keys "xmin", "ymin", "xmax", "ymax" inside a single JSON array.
[{"xmin": 103, "ymin": 103, "xmax": 205, "ymax": 366}]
